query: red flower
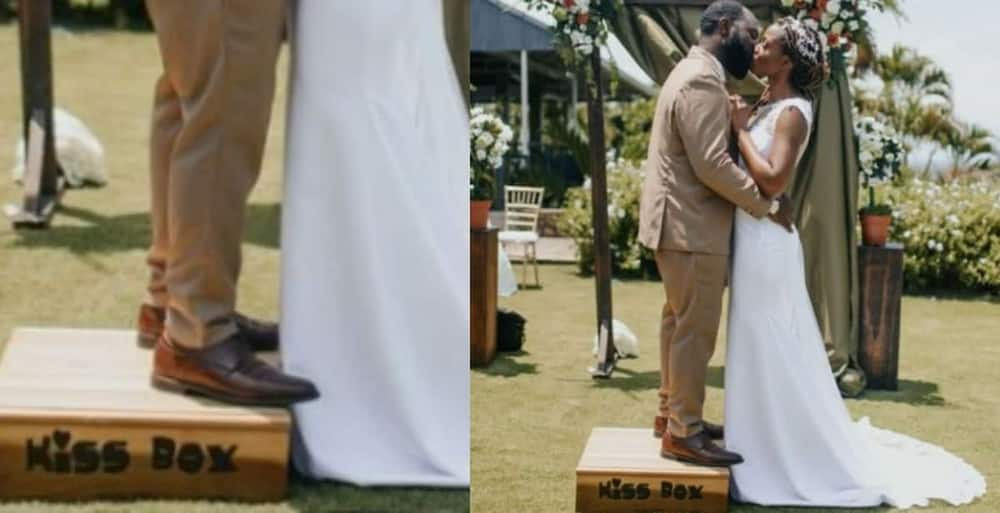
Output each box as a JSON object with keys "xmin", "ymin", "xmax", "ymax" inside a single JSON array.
[
  {"xmin": 809, "ymin": 8, "xmax": 822, "ymax": 20},
  {"xmin": 828, "ymin": 32, "xmax": 840, "ymax": 46},
  {"xmin": 816, "ymin": 0, "xmax": 828, "ymax": 10},
  {"xmin": 577, "ymin": 12, "xmax": 590, "ymax": 25},
  {"xmin": 564, "ymin": 0, "xmax": 575, "ymax": 7}
]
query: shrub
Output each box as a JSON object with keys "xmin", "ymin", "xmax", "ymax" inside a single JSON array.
[
  {"xmin": 559, "ymin": 161, "xmax": 1000, "ymax": 295},
  {"xmin": 558, "ymin": 160, "xmax": 657, "ymax": 278},
  {"xmin": 888, "ymin": 177, "xmax": 1000, "ymax": 294}
]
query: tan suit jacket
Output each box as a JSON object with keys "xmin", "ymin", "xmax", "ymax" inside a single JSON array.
[{"xmin": 638, "ymin": 46, "xmax": 771, "ymax": 256}]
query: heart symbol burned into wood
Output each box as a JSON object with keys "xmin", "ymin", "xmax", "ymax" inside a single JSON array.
[{"xmin": 52, "ymin": 430, "xmax": 71, "ymax": 449}]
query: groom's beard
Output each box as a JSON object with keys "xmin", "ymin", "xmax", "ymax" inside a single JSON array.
[{"xmin": 721, "ymin": 35, "xmax": 754, "ymax": 79}]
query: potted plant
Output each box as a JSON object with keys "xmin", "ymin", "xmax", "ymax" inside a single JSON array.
[
  {"xmin": 470, "ymin": 107, "xmax": 513, "ymax": 229},
  {"xmin": 855, "ymin": 115, "xmax": 903, "ymax": 246}
]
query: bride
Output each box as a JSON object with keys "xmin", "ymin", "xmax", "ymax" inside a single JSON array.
[
  {"xmin": 279, "ymin": 1, "xmax": 469, "ymax": 486},
  {"xmin": 724, "ymin": 17, "xmax": 985, "ymax": 508}
]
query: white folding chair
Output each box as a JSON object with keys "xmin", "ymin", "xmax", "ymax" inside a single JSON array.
[{"xmin": 498, "ymin": 185, "xmax": 544, "ymax": 288}]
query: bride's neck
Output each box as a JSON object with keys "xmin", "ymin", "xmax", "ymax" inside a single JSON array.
[{"xmin": 763, "ymin": 77, "xmax": 796, "ymax": 102}]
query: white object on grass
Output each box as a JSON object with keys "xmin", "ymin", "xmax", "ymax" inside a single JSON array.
[
  {"xmin": 591, "ymin": 319, "xmax": 639, "ymax": 358},
  {"xmin": 11, "ymin": 108, "xmax": 107, "ymax": 188}
]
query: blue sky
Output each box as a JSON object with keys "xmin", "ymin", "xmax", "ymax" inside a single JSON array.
[{"xmin": 868, "ymin": 1, "xmax": 998, "ymax": 167}]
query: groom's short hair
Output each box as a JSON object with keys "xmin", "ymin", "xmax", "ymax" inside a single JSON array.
[{"xmin": 701, "ymin": 0, "xmax": 749, "ymax": 36}]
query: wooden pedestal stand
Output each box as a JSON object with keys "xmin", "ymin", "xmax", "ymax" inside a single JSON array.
[
  {"xmin": 471, "ymin": 228, "xmax": 499, "ymax": 367},
  {"xmin": 858, "ymin": 243, "xmax": 904, "ymax": 390}
]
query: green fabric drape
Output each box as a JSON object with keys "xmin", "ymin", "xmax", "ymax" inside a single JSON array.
[
  {"xmin": 443, "ymin": 0, "xmax": 470, "ymax": 108},
  {"xmin": 610, "ymin": 3, "xmax": 864, "ymax": 395},
  {"xmin": 788, "ymin": 72, "xmax": 863, "ymax": 390}
]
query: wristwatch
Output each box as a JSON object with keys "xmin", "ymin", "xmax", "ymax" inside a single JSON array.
[{"xmin": 768, "ymin": 199, "xmax": 780, "ymax": 215}]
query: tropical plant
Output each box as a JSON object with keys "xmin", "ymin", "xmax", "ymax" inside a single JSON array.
[
  {"xmin": 940, "ymin": 122, "xmax": 997, "ymax": 179},
  {"xmin": 854, "ymin": 44, "xmax": 955, "ymax": 166}
]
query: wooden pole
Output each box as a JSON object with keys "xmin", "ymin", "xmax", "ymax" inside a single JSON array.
[
  {"xmin": 14, "ymin": 0, "xmax": 62, "ymax": 228},
  {"xmin": 586, "ymin": 51, "xmax": 616, "ymax": 378}
]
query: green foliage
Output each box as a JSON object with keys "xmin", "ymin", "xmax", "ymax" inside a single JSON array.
[
  {"xmin": 559, "ymin": 164, "xmax": 1000, "ymax": 295},
  {"xmin": 888, "ymin": 177, "xmax": 1000, "ymax": 294},
  {"xmin": 558, "ymin": 160, "xmax": 656, "ymax": 278},
  {"xmin": 614, "ymin": 98, "xmax": 655, "ymax": 163},
  {"xmin": 506, "ymin": 160, "xmax": 571, "ymax": 208}
]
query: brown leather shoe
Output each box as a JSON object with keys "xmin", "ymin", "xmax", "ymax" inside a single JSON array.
[
  {"xmin": 136, "ymin": 304, "xmax": 279, "ymax": 351},
  {"xmin": 653, "ymin": 415, "xmax": 724, "ymax": 440},
  {"xmin": 152, "ymin": 334, "xmax": 318, "ymax": 407},
  {"xmin": 660, "ymin": 431, "xmax": 743, "ymax": 467}
]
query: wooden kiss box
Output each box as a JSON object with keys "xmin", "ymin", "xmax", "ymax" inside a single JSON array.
[
  {"xmin": 0, "ymin": 328, "xmax": 290, "ymax": 501},
  {"xmin": 576, "ymin": 428, "xmax": 730, "ymax": 513}
]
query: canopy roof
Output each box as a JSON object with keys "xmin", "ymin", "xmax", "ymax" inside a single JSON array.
[{"xmin": 472, "ymin": 0, "xmax": 657, "ymax": 97}]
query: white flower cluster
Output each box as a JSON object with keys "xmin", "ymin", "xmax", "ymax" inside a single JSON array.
[
  {"xmin": 533, "ymin": 0, "xmax": 608, "ymax": 59},
  {"xmin": 784, "ymin": 0, "xmax": 881, "ymax": 51},
  {"xmin": 560, "ymin": 0, "xmax": 596, "ymax": 56},
  {"xmin": 470, "ymin": 107, "xmax": 513, "ymax": 172},
  {"xmin": 854, "ymin": 114, "xmax": 903, "ymax": 186}
]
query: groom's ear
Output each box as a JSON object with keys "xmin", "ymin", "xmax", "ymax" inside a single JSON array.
[{"xmin": 717, "ymin": 17, "xmax": 732, "ymax": 39}]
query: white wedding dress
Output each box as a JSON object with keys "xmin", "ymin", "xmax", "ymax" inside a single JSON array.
[
  {"xmin": 724, "ymin": 97, "xmax": 985, "ymax": 508},
  {"xmin": 280, "ymin": 1, "xmax": 469, "ymax": 486}
]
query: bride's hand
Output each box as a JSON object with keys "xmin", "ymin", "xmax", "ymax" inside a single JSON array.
[{"xmin": 730, "ymin": 96, "xmax": 752, "ymax": 132}]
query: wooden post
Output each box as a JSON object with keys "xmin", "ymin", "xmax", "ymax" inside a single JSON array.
[
  {"xmin": 471, "ymin": 228, "xmax": 499, "ymax": 367},
  {"xmin": 858, "ymin": 243, "xmax": 903, "ymax": 390},
  {"xmin": 587, "ymin": 51, "xmax": 617, "ymax": 378},
  {"xmin": 13, "ymin": 0, "xmax": 63, "ymax": 228}
]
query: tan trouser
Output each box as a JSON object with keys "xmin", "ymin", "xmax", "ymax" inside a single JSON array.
[
  {"xmin": 144, "ymin": 0, "xmax": 286, "ymax": 348},
  {"xmin": 655, "ymin": 250, "xmax": 728, "ymax": 438}
]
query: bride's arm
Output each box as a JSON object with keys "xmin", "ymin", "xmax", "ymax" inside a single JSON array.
[{"xmin": 731, "ymin": 105, "xmax": 809, "ymax": 199}]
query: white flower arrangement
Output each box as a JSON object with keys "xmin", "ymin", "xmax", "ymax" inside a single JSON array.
[
  {"xmin": 529, "ymin": 0, "xmax": 619, "ymax": 64},
  {"xmin": 470, "ymin": 107, "xmax": 513, "ymax": 200},
  {"xmin": 781, "ymin": 0, "xmax": 886, "ymax": 74},
  {"xmin": 854, "ymin": 114, "xmax": 903, "ymax": 214}
]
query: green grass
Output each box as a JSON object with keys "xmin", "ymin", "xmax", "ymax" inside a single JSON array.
[
  {"xmin": 0, "ymin": 24, "xmax": 467, "ymax": 513},
  {"xmin": 472, "ymin": 264, "xmax": 999, "ymax": 512}
]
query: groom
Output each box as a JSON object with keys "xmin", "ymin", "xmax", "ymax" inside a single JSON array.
[
  {"xmin": 137, "ymin": 0, "xmax": 317, "ymax": 406},
  {"xmin": 638, "ymin": 0, "xmax": 793, "ymax": 466}
]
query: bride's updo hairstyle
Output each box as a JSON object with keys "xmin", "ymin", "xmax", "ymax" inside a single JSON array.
[{"xmin": 774, "ymin": 17, "xmax": 829, "ymax": 99}]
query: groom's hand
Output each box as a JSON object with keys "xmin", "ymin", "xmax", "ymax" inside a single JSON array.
[{"xmin": 768, "ymin": 195, "xmax": 794, "ymax": 233}]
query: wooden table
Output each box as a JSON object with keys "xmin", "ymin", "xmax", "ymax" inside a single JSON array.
[
  {"xmin": 858, "ymin": 243, "xmax": 904, "ymax": 390},
  {"xmin": 471, "ymin": 228, "xmax": 498, "ymax": 367}
]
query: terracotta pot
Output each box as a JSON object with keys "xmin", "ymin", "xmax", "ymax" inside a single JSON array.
[
  {"xmin": 860, "ymin": 213, "xmax": 891, "ymax": 246},
  {"xmin": 471, "ymin": 200, "xmax": 492, "ymax": 230}
]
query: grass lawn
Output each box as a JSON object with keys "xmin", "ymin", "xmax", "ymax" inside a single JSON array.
[
  {"xmin": 0, "ymin": 24, "xmax": 467, "ymax": 513},
  {"xmin": 472, "ymin": 264, "xmax": 999, "ymax": 512}
]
